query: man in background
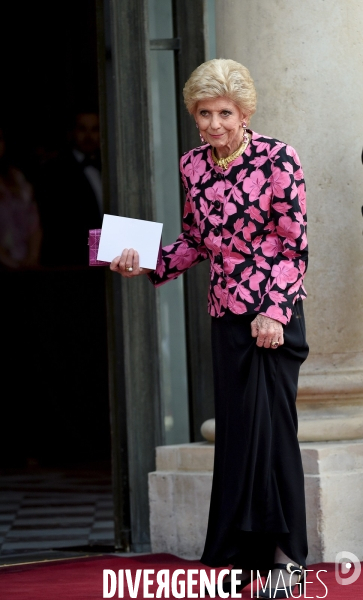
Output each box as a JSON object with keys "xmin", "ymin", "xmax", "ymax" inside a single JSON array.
[
  {"xmin": 37, "ymin": 111, "xmax": 103, "ymax": 267},
  {"xmin": 28, "ymin": 112, "xmax": 109, "ymax": 465}
]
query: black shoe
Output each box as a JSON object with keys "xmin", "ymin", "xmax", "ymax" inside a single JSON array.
[{"xmin": 254, "ymin": 563, "xmax": 304, "ymax": 599}]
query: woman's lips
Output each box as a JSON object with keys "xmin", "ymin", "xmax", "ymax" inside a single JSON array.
[{"xmin": 209, "ymin": 133, "xmax": 225, "ymax": 138}]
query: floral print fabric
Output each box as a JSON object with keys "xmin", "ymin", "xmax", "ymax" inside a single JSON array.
[{"xmin": 148, "ymin": 130, "xmax": 308, "ymax": 325}]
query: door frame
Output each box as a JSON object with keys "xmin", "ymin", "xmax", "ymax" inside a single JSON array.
[{"xmin": 95, "ymin": 0, "xmax": 214, "ymax": 551}]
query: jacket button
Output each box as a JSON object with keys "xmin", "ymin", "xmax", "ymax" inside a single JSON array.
[
  {"xmin": 214, "ymin": 227, "xmax": 221, "ymax": 236},
  {"xmin": 215, "ymin": 255, "xmax": 222, "ymax": 264},
  {"xmin": 217, "ymin": 173, "xmax": 223, "ymax": 180},
  {"xmin": 220, "ymin": 280, "xmax": 227, "ymax": 289},
  {"xmin": 214, "ymin": 200, "xmax": 221, "ymax": 209}
]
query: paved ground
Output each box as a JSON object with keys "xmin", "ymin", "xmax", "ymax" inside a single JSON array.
[{"xmin": 0, "ymin": 466, "xmax": 114, "ymax": 557}]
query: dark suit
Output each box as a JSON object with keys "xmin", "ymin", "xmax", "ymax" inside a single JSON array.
[{"xmin": 36, "ymin": 150, "xmax": 102, "ymax": 266}]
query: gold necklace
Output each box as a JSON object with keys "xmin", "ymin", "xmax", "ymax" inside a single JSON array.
[{"xmin": 211, "ymin": 137, "xmax": 250, "ymax": 170}]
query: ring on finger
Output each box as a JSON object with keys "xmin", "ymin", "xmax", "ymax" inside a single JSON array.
[
  {"xmin": 271, "ymin": 341, "xmax": 279, "ymax": 349},
  {"xmin": 126, "ymin": 266, "xmax": 133, "ymax": 272}
]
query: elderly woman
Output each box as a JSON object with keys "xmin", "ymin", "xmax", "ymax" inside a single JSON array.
[{"xmin": 111, "ymin": 59, "xmax": 308, "ymax": 599}]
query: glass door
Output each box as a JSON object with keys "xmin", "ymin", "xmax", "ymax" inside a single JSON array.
[{"xmin": 148, "ymin": 0, "xmax": 190, "ymax": 444}]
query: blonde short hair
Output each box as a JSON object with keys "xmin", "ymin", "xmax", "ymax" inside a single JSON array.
[{"xmin": 183, "ymin": 58, "xmax": 257, "ymax": 122}]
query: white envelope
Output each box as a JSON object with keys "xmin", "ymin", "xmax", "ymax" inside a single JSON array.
[{"xmin": 97, "ymin": 214, "xmax": 163, "ymax": 270}]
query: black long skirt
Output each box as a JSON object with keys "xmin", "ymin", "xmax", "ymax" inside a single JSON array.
[{"xmin": 200, "ymin": 301, "xmax": 309, "ymax": 570}]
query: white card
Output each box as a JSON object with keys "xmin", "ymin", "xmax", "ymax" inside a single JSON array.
[{"xmin": 97, "ymin": 214, "xmax": 163, "ymax": 270}]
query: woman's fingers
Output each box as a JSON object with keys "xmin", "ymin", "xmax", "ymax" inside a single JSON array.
[
  {"xmin": 124, "ymin": 248, "xmax": 134, "ymax": 272},
  {"xmin": 133, "ymin": 250, "xmax": 141, "ymax": 272},
  {"xmin": 110, "ymin": 249, "xmax": 144, "ymax": 277},
  {"xmin": 251, "ymin": 320, "xmax": 258, "ymax": 338},
  {"xmin": 263, "ymin": 329, "xmax": 272, "ymax": 348},
  {"xmin": 109, "ymin": 248, "xmax": 129, "ymax": 273},
  {"xmin": 256, "ymin": 327, "xmax": 273, "ymax": 348},
  {"xmin": 120, "ymin": 248, "xmax": 130, "ymax": 272},
  {"xmin": 251, "ymin": 314, "xmax": 284, "ymax": 348},
  {"xmin": 110, "ymin": 255, "xmax": 122, "ymax": 272},
  {"xmin": 269, "ymin": 326, "xmax": 284, "ymax": 349}
]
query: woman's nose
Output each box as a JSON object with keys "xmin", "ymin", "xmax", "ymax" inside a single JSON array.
[{"xmin": 210, "ymin": 114, "xmax": 221, "ymax": 130}]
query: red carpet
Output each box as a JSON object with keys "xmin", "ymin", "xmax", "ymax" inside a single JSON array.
[{"xmin": 0, "ymin": 553, "xmax": 362, "ymax": 599}]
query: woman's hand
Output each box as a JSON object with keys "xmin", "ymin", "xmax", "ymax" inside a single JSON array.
[
  {"xmin": 110, "ymin": 248, "xmax": 152, "ymax": 277},
  {"xmin": 251, "ymin": 314, "xmax": 284, "ymax": 349}
]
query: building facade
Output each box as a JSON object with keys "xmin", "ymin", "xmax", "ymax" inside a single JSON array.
[{"xmin": 97, "ymin": 0, "xmax": 363, "ymax": 559}]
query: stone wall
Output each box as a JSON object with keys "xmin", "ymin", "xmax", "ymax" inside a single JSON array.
[
  {"xmin": 215, "ymin": 0, "xmax": 363, "ymax": 438},
  {"xmin": 149, "ymin": 441, "xmax": 363, "ymax": 564}
]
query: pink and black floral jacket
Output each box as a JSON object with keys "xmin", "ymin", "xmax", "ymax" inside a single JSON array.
[{"xmin": 148, "ymin": 130, "xmax": 308, "ymax": 325}]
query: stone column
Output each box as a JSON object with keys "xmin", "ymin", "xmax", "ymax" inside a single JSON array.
[{"xmin": 215, "ymin": 0, "xmax": 363, "ymax": 440}]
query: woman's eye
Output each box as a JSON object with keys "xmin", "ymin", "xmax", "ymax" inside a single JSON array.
[
  {"xmin": 221, "ymin": 111, "xmax": 232, "ymax": 116},
  {"xmin": 200, "ymin": 111, "xmax": 208, "ymax": 117}
]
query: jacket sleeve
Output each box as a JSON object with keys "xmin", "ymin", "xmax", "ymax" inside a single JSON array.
[
  {"xmin": 147, "ymin": 156, "xmax": 208, "ymax": 287},
  {"xmin": 258, "ymin": 145, "xmax": 308, "ymax": 325}
]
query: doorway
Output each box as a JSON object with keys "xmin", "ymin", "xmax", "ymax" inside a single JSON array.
[
  {"xmin": 0, "ymin": 0, "xmax": 113, "ymax": 558},
  {"xmin": 0, "ymin": 0, "xmax": 217, "ymax": 557}
]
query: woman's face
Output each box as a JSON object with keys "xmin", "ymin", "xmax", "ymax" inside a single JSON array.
[{"xmin": 194, "ymin": 97, "xmax": 245, "ymax": 154}]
